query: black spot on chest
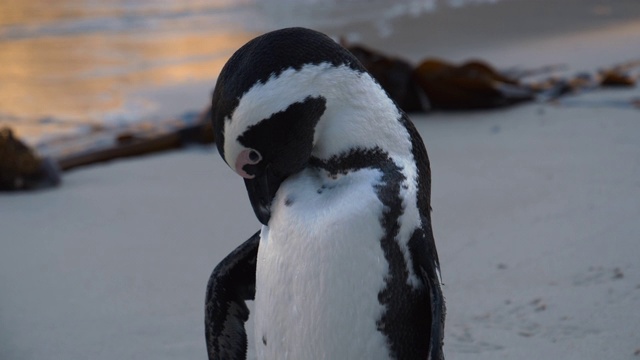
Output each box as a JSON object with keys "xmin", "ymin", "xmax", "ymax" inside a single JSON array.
[{"xmin": 315, "ymin": 183, "xmax": 336, "ymax": 195}]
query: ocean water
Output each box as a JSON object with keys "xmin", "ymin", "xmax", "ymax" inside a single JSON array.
[{"xmin": 0, "ymin": 0, "xmax": 502, "ymax": 147}]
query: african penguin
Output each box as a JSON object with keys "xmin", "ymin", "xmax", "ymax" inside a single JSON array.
[{"xmin": 205, "ymin": 27, "xmax": 445, "ymax": 360}]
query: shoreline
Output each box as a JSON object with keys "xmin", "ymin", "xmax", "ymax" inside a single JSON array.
[
  {"xmin": 4, "ymin": 0, "xmax": 640, "ymax": 147},
  {"xmin": 327, "ymin": 0, "xmax": 640, "ymax": 63}
]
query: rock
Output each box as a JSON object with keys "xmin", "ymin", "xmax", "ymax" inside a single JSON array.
[
  {"xmin": 0, "ymin": 127, "xmax": 61, "ymax": 191},
  {"xmin": 413, "ymin": 58, "xmax": 535, "ymax": 110},
  {"xmin": 600, "ymin": 69, "xmax": 636, "ymax": 87}
]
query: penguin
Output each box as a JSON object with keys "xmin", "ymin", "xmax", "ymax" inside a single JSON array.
[{"xmin": 205, "ymin": 27, "xmax": 445, "ymax": 360}]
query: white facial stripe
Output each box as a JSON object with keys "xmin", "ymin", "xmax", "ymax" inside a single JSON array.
[
  {"xmin": 222, "ymin": 62, "xmax": 413, "ymax": 171},
  {"xmin": 223, "ymin": 62, "xmax": 334, "ymax": 171}
]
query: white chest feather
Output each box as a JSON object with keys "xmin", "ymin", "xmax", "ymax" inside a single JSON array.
[{"xmin": 254, "ymin": 167, "xmax": 392, "ymax": 360}]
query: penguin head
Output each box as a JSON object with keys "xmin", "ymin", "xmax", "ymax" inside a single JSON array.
[{"xmin": 211, "ymin": 27, "xmax": 367, "ymax": 225}]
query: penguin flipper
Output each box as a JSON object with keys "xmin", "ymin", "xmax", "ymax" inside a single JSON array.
[
  {"xmin": 410, "ymin": 221, "xmax": 446, "ymax": 360},
  {"xmin": 421, "ymin": 265, "xmax": 445, "ymax": 360},
  {"xmin": 205, "ymin": 231, "xmax": 260, "ymax": 360}
]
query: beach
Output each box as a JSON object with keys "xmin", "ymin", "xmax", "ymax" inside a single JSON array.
[{"xmin": 2, "ymin": 1, "xmax": 640, "ymax": 359}]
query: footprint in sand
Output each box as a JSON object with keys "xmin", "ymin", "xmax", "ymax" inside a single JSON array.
[{"xmin": 572, "ymin": 266, "xmax": 625, "ymax": 286}]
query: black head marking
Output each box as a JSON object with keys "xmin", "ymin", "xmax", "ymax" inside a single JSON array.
[
  {"xmin": 237, "ymin": 96, "xmax": 326, "ymax": 179},
  {"xmin": 234, "ymin": 95, "xmax": 326, "ymax": 225},
  {"xmin": 211, "ymin": 27, "xmax": 365, "ymax": 160}
]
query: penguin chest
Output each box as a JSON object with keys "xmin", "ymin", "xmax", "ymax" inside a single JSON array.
[{"xmin": 254, "ymin": 168, "xmax": 392, "ymax": 359}]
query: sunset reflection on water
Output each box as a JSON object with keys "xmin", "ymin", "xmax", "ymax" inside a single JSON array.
[
  {"xmin": 0, "ymin": 0, "xmax": 515, "ymax": 144},
  {"xmin": 0, "ymin": 0, "xmax": 257, "ymax": 143}
]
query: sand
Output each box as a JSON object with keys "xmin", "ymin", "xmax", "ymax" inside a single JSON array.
[{"xmin": 2, "ymin": 1, "xmax": 640, "ymax": 359}]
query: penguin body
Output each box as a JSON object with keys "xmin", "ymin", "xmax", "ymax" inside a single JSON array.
[
  {"xmin": 205, "ymin": 27, "xmax": 444, "ymax": 360},
  {"xmin": 256, "ymin": 165, "xmax": 390, "ymax": 359}
]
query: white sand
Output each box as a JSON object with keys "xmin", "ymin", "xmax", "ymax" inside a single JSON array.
[
  {"xmin": 2, "ymin": 3, "xmax": 640, "ymax": 359},
  {"xmin": 420, "ymin": 103, "xmax": 640, "ymax": 359}
]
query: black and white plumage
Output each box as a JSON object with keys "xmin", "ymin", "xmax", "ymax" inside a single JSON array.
[{"xmin": 206, "ymin": 27, "xmax": 445, "ymax": 359}]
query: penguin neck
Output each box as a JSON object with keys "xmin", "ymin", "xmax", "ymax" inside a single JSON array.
[{"xmin": 310, "ymin": 76, "xmax": 414, "ymax": 164}]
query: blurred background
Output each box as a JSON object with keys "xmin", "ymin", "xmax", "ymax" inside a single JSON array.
[
  {"xmin": 3, "ymin": 0, "xmax": 638, "ymax": 146},
  {"xmin": 0, "ymin": 0, "xmax": 459, "ymax": 144}
]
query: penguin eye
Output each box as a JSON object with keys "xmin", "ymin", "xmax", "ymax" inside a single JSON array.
[{"xmin": 248, "ymin": 149, "xmax": 261, "ymax": 163}]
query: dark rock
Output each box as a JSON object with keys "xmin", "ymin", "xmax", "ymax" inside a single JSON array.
[
  {"xmin": 0, "ymin": 127, "xmax": 61, "ymax": 191},
  {"xmin": 413, "ymin": 58, "xmax": 535, "ymax": 110},
  {"xmin": 600, "ymin": 69, "xmax": 636, "ymax": 87}
]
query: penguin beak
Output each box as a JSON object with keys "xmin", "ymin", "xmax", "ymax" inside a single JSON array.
[{"xmin": 244, "ymin": 165, "xmax": 283, "ymax": 225}]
